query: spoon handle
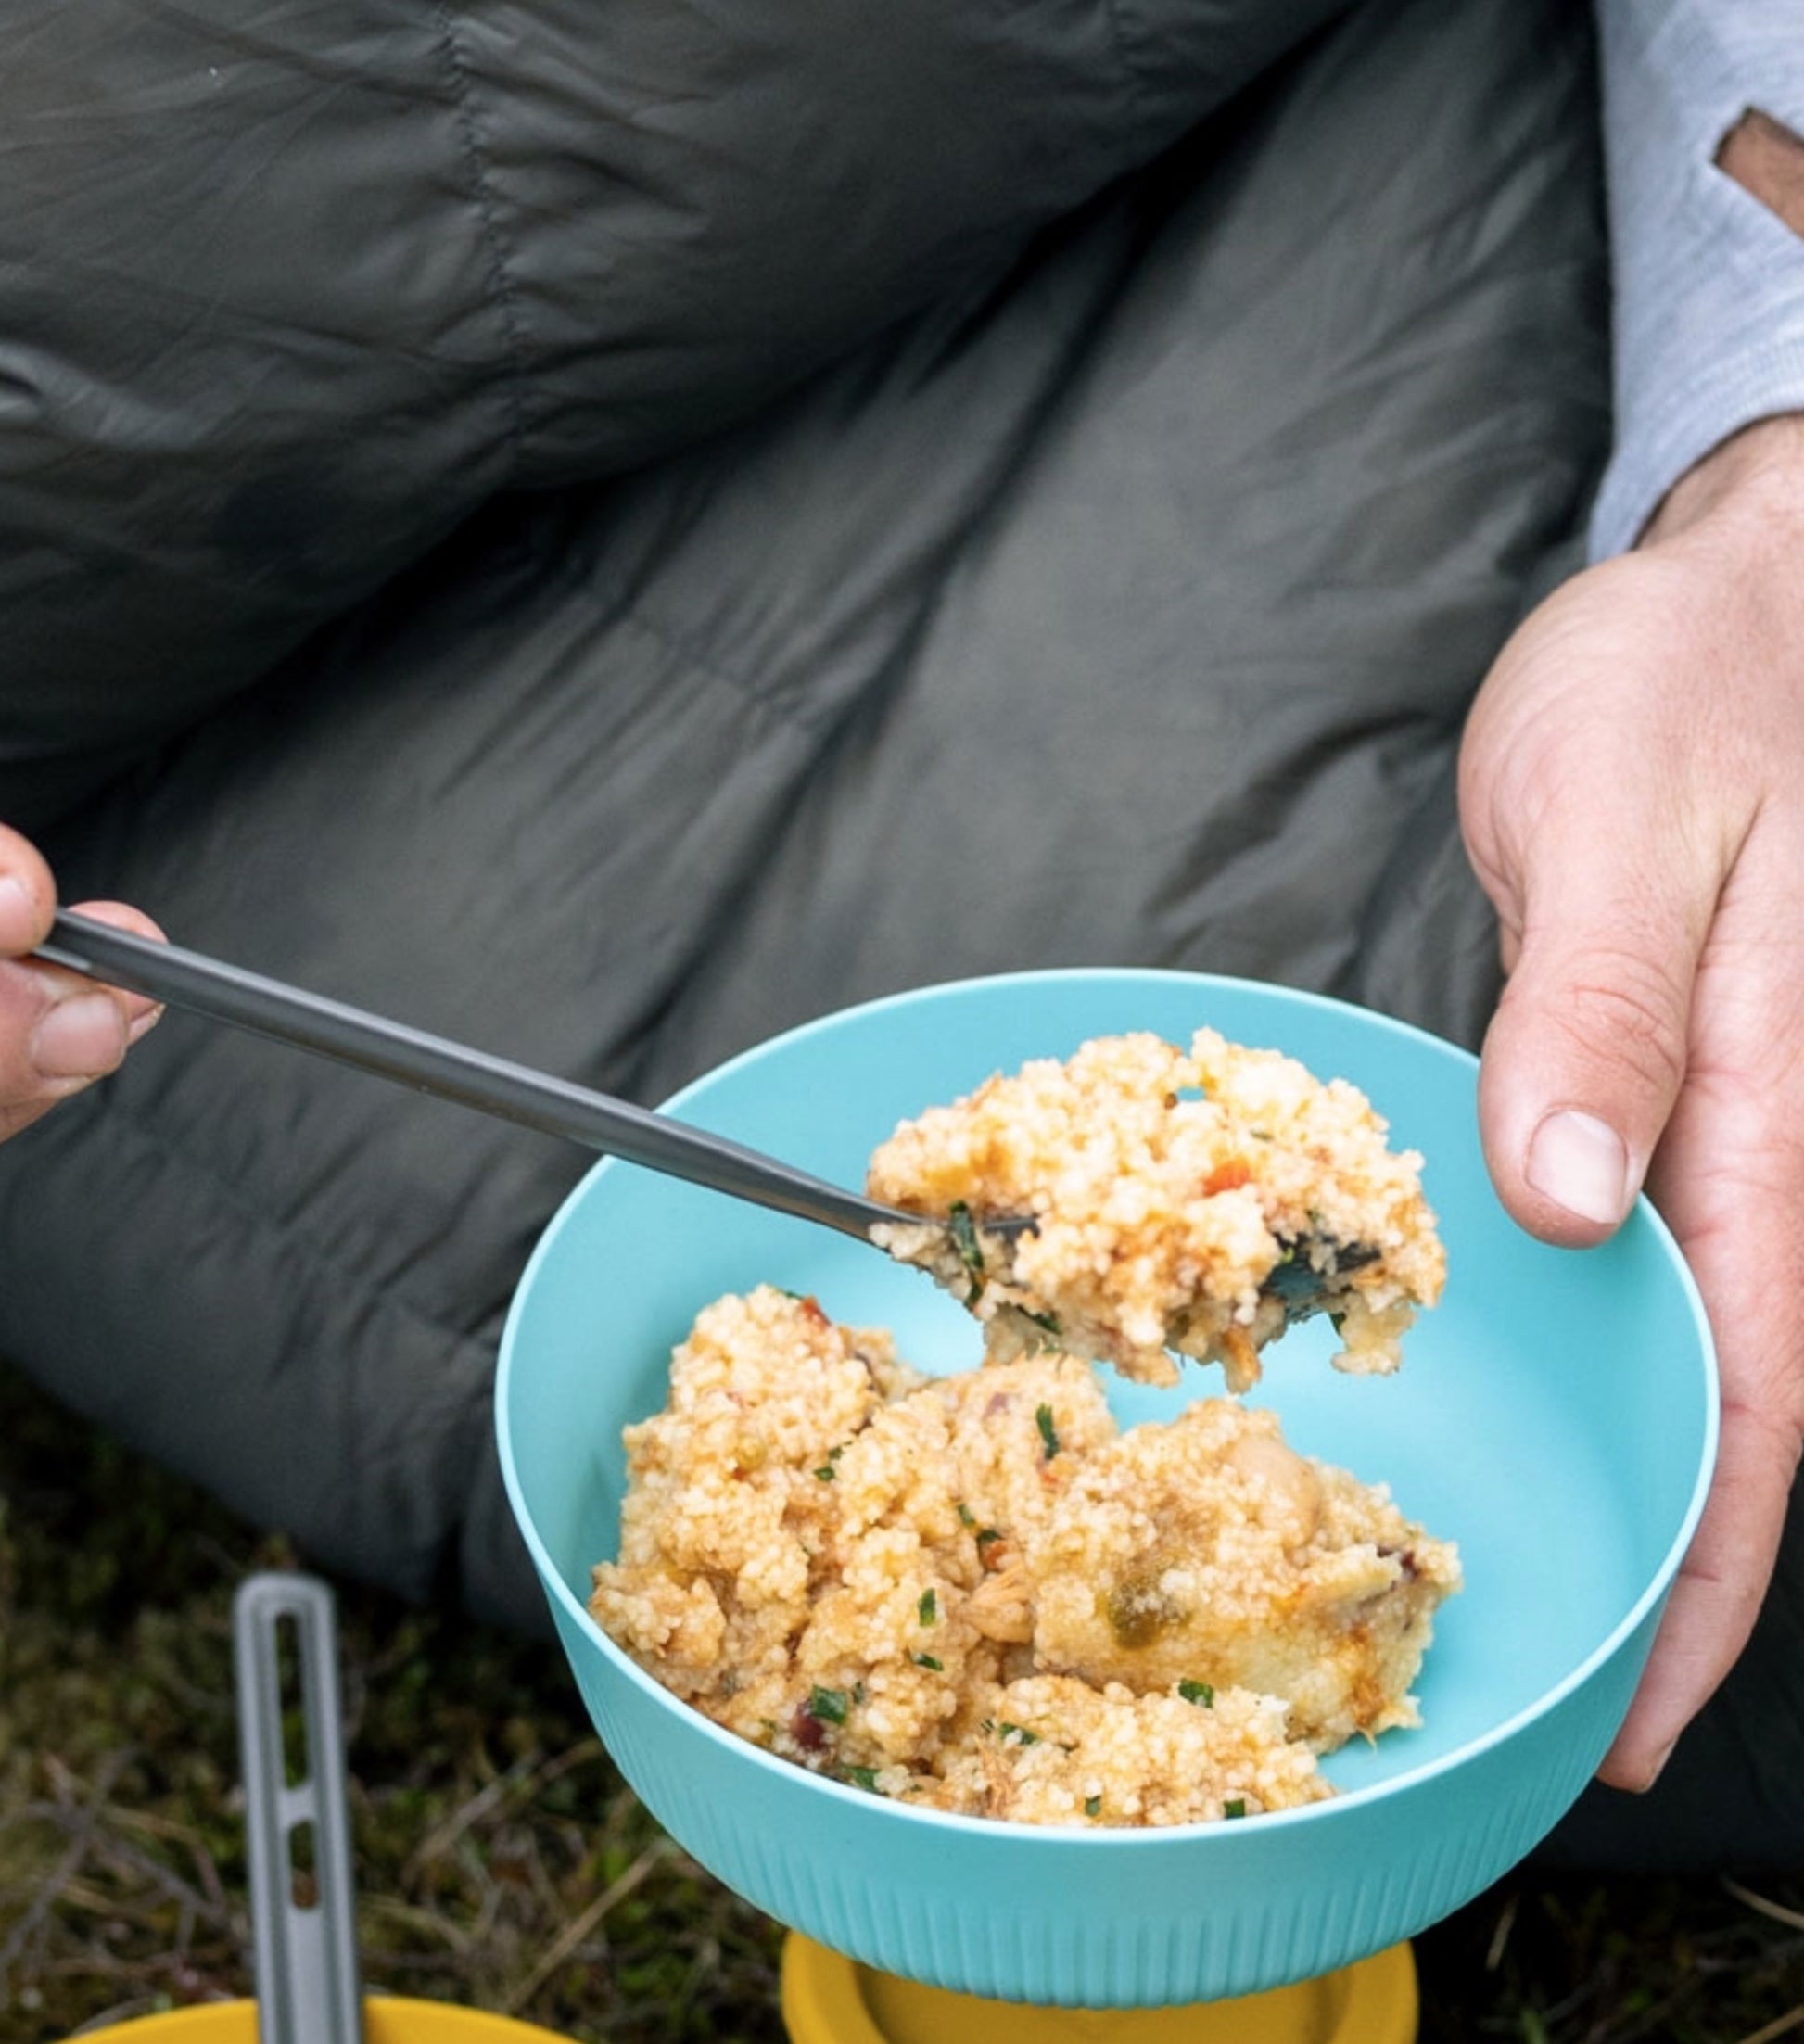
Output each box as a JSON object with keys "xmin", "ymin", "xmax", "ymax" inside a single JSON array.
[
  {"xmin": 38, "ymin": 908, "xmax": 900, "ymax": 1241},
  {"xmin": 234, "ymin": 1573, "xmax": 364, "ymax": 2044}
]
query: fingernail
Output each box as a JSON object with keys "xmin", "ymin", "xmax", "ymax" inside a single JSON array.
[
  {"xmin": 31, "ymin": 993, "xmax": 128, "ymax": 1079},
  {"xmin": 1526, "ymin": 1110, "xmax": 1632, "ymax": 1225},
  {"xmin": 0, "ymin": 874, "xmax": 34, "ymax": 945}
]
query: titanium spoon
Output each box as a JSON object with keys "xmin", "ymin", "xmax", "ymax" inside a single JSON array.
[{"xmin": 35, "ymin": 908, "xmax": 1031, "ymax": 1252}]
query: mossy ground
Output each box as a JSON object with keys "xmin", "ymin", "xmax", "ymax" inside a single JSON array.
[{"xmin": 4, "ymin": 1360, "xmax": 1801, "ymax": 2044}]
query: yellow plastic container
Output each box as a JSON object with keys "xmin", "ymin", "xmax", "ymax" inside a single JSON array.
[
  {"xmin": 781, "ymin": 1935, "xmax": 1418, "ymax": 2044},
  {"xmin": 66, "ymin": 1999, "xmax": 572, "ymax": 2042}
]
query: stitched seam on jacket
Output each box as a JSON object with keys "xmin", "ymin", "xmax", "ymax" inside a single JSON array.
[
  {"xmin": 530, "ymin": 543, "xmax": 850, "ymax": 739},
  {"xmin": 431, "ymin": 3, "xmax": 534, "ymax": 472},
  {"xmin": 1099, "ymin": 0, "xmax": 1154, "ymax": 126}
]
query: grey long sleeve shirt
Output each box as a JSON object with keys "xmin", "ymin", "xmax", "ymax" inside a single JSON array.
[{"xmin": 1592, "ymin": 0, "xmax": 1804, "ymax": 558}]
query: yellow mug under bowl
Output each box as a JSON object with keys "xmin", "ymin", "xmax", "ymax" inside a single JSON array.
[{"xmin": 781, "ymin": 1933, "xmax": 1417, "ymax": 2044}]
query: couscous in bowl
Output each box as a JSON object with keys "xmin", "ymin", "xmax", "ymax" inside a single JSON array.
[{"xmin": 497, "ymin": 970, "xmax": 1715, "ymax": 2010}]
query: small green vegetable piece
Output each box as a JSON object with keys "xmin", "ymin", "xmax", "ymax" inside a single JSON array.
[
  {"xmin": 918, "ymin": 1588, "xmax": 937, "ymax": 1625},
  {"xmin": 1085, "ymin": 1795, "xmax": 1102, "ymax": 1818},
  {"xmin": 1178, "ymin": 1680, "xmax": 1215, "ymax": 1708},
  {"xmin": 808, "ymin": 1685, "xmax": 849, "ymax": 1725},
  {"xmin": 1224, "ymin": 1798, "xmax": 1248, "ymax": 1820},
  {"xmin": 958, "ymin": 1503, "xmax": 977, "ymax": 1528},
  {"xmin": 975, "ymin": 1527, "xmax": 1003, "ymax": 1549},
  {"xmin": 913, "ymin": 1653, "xmax": 943, "ymax": 1671},
  {"xmin": 995, "ymin": 1721, "xmax": 1040, "ymax": 1746},
  {"xmin": 845, "ymin": 1766, "xmax": 880, "ymax": 1791},
  {"xmin": 1035, "ymin": 1403, "xmax": 1061, "ymax": 1459},
  {"xmin": 813, "ymin": 1464, "xmax": 836, "ymax": 1481},
  {"xmin": 948, "ymin": 1200, "xmax": 986, "ymax": 1303},
  {"xmin": 1020, "ymin": 1307, "xmax": 1062, "ymax": 1337}
]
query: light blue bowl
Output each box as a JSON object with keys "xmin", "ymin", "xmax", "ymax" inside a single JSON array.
[{"xmin": 497, "ymin": 971, "xmax": 1716, "ymax": 2009}]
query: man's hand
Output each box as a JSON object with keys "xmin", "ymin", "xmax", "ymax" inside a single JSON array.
[
  {"xmin": 1460, "ymin": 412, "xmax": 1804, "ymax": 1790},
  {"xmin": 0, "ymin": 824, "xmax": 164, "ymax": 1142}
]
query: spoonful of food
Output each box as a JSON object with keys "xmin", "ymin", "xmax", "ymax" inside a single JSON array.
[{"xmin": 38, "ymin": 911, "xmax": 1420, "ymax": 1387}]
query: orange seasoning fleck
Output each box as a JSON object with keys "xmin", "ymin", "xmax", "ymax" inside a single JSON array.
[{"xmin": 1201, "ymin": 1160, "xmax": 1251, "ymax": 1197}]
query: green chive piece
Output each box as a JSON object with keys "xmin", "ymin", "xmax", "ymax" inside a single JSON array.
[
  {"xmin": 1021, "ymin": 1307, "xmax": 1062, "ymax": 1337},
  {"xmin": 1035, "ymin": 1403, "xmax": 1061, "ymax": 1459},
  {"xmin": 997, "ymin": 1722, "xmax": 1040, "ymax": 1746},
  {"xmin": 975, "ymin": 1527, "xmax": 1002, "ymax": 1549},
  {"xmin": 957, "ymin": 1503, "xmax": 976, "ymax": 1528},
  {"xmin": 1224, "ymin": 1798, "xmax": 1248, "ymax": 1820},
  {"xmin": 813, "ymin": 1465, "xmax": 836, "ymax": 1481},
  {"xmin": 948, "ymin": 1201, "xmax": 985, "ymax": 1302},
  {"xmin": 913, "ymin": 1653, "xmax": 943, "ymax": 1671},
  {"xmin": 1085, "ymin": 1795, "xmax": 1102, "ymax": 1818},
  {"xmin": 918, "ymin": 1588, "xmax": 937, "ymax": 1626},
  {"xmin": 1178, "ymin": 1680, "xmax": 1215, "ymax": 1708},
  {"xmin": 808, "ymin": 1685, "xmax": 849, "ymax": 1725},
  {"xmin": 845, "ymin": 1766, "xmax": 880, "ymax": 1791}
]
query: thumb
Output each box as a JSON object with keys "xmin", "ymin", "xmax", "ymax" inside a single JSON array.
[{"xmin": 1475, "ymin": 806, "xmax": 1714, "ymax": 1246}]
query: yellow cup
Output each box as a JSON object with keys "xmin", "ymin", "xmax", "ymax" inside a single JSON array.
[
  {"xmin": 781, "ymin": 1935, "xmax": 1418, "ymax": 2044},
  {"xmin": 66, "ymin": 1999, "xmax": 572, "ymax": 2042}
]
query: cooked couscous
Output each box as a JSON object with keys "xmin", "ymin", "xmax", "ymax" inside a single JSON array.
[
  {"xmin": 590, "ymin": 1285, "xmax": 1459, "ymax": 1827},
  {"xmin": 866, "ymin": 1028, "xmax": 1445, "ymax": 1390}
]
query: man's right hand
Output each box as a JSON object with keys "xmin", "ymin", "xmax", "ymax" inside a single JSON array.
[{"xmin": 0, "ymin": 824, "xmax": 164, "ymax": 1143}]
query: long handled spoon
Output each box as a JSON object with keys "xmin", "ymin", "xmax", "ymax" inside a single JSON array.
[{"xmin": 35, "ymin": 908, "xmax": 1016, "ymax": 1250}]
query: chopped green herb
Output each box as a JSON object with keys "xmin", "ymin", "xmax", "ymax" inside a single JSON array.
[
  {"xmin": 1085, "ymin": 1795, "xmax": 1102, "ymax": 1818},
  {"xmin": 913, "ymin": 1653, "xmax": 943, "ymax": 1671},
  {"xmin": 1224, "ymin": 1798, "xmax": 1248, "ymax": 1820},
  {"xmin": 1035, "ymin": 1403, "xmax": 1061, "ymax": 1459},
  {"xmin": 948, "ymin": 1200, "xmax": 986, "ymax": 1303},
  {"xmin": 1020, "ymin": 1307, "xmax": 1062, "ymax": 1337},
  {"xmin": 852, "ymin": 1682, "xmax": 867, "ymax": 1704},
  {"xmin": 957, "ymin": 1502, "xmax": 976, "ymax": 1528},
  {"xmin": 975, "ymin": 1527, "xmax": 1003, "ymax": 1549},
  {"xmin": 995, "ymin": 1721, "xmax": 1040, "ymax": 1746},
  {"xmin": 1178, "ymin": 1680, "xmax": 1215, "ymax": 1708},
  {"xmin": 845, "ymin": 1766, "xmax": 880, "ymax": 1791},
  {"xmin": 918, "ymin": 1588, "xmax": 937, "ymax": 1626},
  {"xmin": 808, "ymin": 1685, "xmax": 849, "ymax": 1725},
  {"xmin": 813, "ymin": 1464, "xmax": 836, "ymax": 1481}
]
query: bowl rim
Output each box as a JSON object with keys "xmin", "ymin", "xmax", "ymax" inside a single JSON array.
[{"xmin": 497, "ymin": 965, "xmax": 1720, "ymax": 1846}]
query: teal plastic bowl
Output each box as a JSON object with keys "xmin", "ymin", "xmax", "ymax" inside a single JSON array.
[{"xmin": 497, "ymin": 971, "xmax": 1716, "ymax": 2009}]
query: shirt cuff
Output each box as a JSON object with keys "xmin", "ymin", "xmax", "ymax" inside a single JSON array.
[{"xmin": 1589, "ymin": 1, "xmax": 1804, "ymax": 560}]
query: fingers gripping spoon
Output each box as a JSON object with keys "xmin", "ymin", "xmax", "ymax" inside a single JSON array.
[{"xmin": 234, "ymin": 1573, "xmax": 365, "ymax": 2044}]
